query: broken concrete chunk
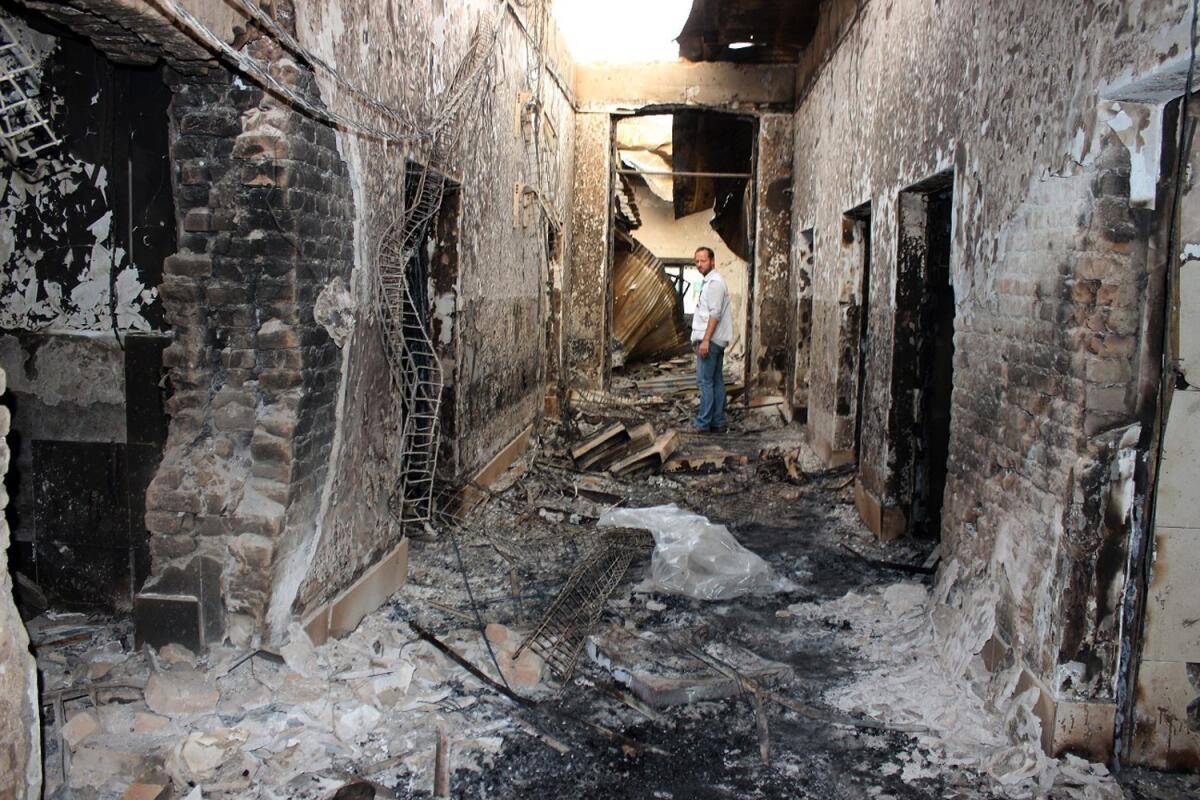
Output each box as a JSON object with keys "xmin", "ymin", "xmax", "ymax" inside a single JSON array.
[
  {"xmin": 484, "ymin": 622, "xmax": 511, "ymax": 647},
  {"xmin": 280, "ymin": 621, "xmax": 320, "ymax": 677},
  {"xmin": 372, "ymin": 660, "xmax": 416, "ymax": 706},
  {"xmin": 120, "ymin": 780, "xmax": 170, "ymax": 800},
  {"xmin": 484, "ymin": 623, "xmax": 545, "ymax": 689},
  {"xmin": 132, "ymin": 712, "xmax": 171, "ymax": 733},
  {"xmin": 144, "ymin": 667, "xmax": 220, "ymax": 716},
  {"xmin": 175, "ymin": 728, "xmax": 248, "ymax": 780},
  {"xmin": 88, "ymin": 660, "xmax": 115, "ymax": 680},
  {"xmin": 62, "ymin": 710, "xmax": 101, "ymax": 748},
  {"xmin": 158, "ymin": 643, "xmax": 197, "ymax": 666},
  {"xmin": 69, "ymin": 743, "xmax": 147, "ymax": 791},
  {"xmin": 333, "ymin": 701, "xmax": 383, "ymax": 743}
]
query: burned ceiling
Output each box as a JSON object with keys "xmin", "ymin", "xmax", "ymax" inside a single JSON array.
[{"xmin": 677, "ymin": 0, "xmax": 823, "ymax": 63}]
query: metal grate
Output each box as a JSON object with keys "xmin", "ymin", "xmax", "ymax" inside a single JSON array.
[
  {"xmin": 514, "ymin": 527, "xmax": 653, "ymax": 685},
  {"xmin": 374, "ymin": 15, "xmax": 497, "ymax": 532},
  {"xmin": 0, "ymin": 16, "xmax": 59, "ymax": 166}
]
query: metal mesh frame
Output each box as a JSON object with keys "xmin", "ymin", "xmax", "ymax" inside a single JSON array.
[
  {"xmin": 515, "ymin": 527, "xmax": 653, "ymax": 685},
  {"xmin": 0, "ymin": 16, "xmax": 60, "ymax": 166},
  {"xmin": 373, "ymin": 15, "xmax": 497, "ymax": 532}
]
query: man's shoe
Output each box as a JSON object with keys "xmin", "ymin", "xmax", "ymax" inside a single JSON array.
[{"xmin": 711, "ymin": 425, "xmax": 728, "ymax": 434}]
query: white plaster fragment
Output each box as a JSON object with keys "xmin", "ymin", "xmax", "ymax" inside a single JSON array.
[
  {"xmin": 1105, "ymin": 102, "xmax": 1162, "ymax": 208},
  {"xmin": 314, "ymin": 277, "xmax": 355, "ymax": 347}
]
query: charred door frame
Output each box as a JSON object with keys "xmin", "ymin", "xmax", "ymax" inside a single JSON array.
[
  {"xmin": 893, "ymin": 171, "xmax": 956, "ymax": 539},
  {"xmin": 1115, "ymin": 92, "xmax": 1191, "ymax": 767},
  {"xmin": 843, "ymin": 202, "xmax": 872, "ymax": 462},
  {"xmin": 604, "ymin": 106, "xmax": 759, "ymax": 392}
]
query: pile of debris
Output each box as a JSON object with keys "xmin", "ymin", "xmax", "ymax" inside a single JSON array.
[
  {"xmin": 31, "ymin": 610, "xmax": 550, "ymax": 799},
  {"xmin": 569, "ymin": 421, "xmax": 678, "ymax": 476}
]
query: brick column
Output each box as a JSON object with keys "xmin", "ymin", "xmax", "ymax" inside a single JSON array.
[{"xmin": 136, "ymin": 33, "xmax": 355, "ymax": 650}]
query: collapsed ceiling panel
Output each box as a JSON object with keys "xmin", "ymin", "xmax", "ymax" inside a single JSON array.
[
  {"xmin": 677, "ymin": 0, "xmax": 823, "ymax": 63},
  {"xmin": 672, "ymin": 110, "xmax": 754, "ymax": 260},
  {"xmin": 616, "ymin": 114, "xmax": 674, "ymax": 202},
  {"xmin": 613, "ymin": 232, "xmax": 689, "ymax": 364}
]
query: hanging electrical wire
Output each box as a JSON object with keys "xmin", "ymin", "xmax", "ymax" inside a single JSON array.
[
  {"xmin": 224, "ymin": 0, "xmax": 426, "ymax": 134},
  {"xmin": 156, "ymin": 0, "xmax": 425, "ymax": 146}
]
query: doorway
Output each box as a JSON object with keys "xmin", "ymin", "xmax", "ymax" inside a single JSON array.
[
  {"xmin": 911, "ymin": 187, "xmax": 955, "ymax": 538},
  {"xmin": 843, "ymin": 203, "xmax": 872, "ymax": 463},
  {"xmin": 607, "ymin": 109, "xmax": 756, "ymax": 396},
  {"xmin": 894, "ymin": 173, "xmax": 955, "ymax": 539},
  {"xmin": 0, "ymin": 14, "xmax": 174, "ymax": 615}
]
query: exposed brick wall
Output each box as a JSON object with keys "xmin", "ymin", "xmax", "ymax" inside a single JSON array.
[
  {"xmin": 140, "ymin": 32, "xmax": 354, "ymax": 643},
  {"xmin": 942, "ymin": 136, "xmax": 1154, "ymax": 689}
]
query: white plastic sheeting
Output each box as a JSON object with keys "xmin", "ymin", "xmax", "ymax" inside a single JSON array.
[{"xmin": 599, "ymin": 504, "xmax": 794, "ymax": 600}]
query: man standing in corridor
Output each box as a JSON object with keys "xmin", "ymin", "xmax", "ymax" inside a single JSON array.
[{"xmin": 691, "ymin": 246, "xmax": 733, "ymax": 433}]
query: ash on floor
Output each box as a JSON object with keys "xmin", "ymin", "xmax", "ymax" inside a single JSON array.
[{"xmin": 28, "ymin": 414, "xmax": 1200, "ymax": 800}]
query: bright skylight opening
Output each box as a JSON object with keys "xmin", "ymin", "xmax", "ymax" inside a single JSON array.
[
  {"xmin": 727, "ymin": 41, "xmax": 754, "ymax": 50},
  {"xmin": 552, "ymin": 0, "xmax": 693, "ymax": 64}
]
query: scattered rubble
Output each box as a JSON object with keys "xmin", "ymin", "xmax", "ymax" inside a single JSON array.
[{"xmin": 26, "ymin": 411, "xmax": 1200, "ymax": 798}]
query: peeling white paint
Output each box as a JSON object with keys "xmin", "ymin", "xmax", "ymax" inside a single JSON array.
[
  {"xmin": 1105, "ymin": 101, "xmax": 1162, "ymax": 209},
  {"xmin": 1, "ymin": 156, "xmax": 157, "ymax": 332},
  {"xmin": 434, "ymin": 291, "xmax": 455, "ymax": 346}
]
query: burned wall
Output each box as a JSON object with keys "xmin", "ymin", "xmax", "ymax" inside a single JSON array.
[
  {"xmin": 132, "ymin": 19, "xmax": 356, "ymax": 648},
  {"xmin": 751, "ymin": 113, "xmax": 793, "ymax": 395},
  {"xmin": 22, "ymin": 0, "xmax": 577, "ymax": 644},
  {"xmin": 565, "ymin": 113, "xmax": 611, "ymax": 390},
  {"xmin": 792, "ymin": 0, "xmax": 1189, "ymax": 725},
  {"xmin": 0, "ymin": 11, "xmax": 173, "ymax": 613},
  {"xmin": 277, "ymin": 0, "xmax": 577, "ymax": 628}
]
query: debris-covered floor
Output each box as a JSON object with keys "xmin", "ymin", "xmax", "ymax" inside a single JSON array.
[{"xmin": 31, "ymin": 401, "xmax": 1200, "ymax": 799}]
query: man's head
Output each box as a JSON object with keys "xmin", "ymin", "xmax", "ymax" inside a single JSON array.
[{"xmin": 694, "ymin": 246, "xmax": 715, "ymax": 276}]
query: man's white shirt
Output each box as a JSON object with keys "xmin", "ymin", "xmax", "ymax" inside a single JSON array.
[{"xmin": 691, "ymin": 270, "xmax": 733, "ymax": 347}]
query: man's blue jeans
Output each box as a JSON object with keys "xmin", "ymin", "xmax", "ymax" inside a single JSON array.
[{"xmin": 694, "ymin": 341, "xmax": 726, "ymax": 430}]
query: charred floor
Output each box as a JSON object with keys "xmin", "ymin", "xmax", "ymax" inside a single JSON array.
[{"xmin": 3, "ymin": 0, "xmax": 1200, "ymax": 798}]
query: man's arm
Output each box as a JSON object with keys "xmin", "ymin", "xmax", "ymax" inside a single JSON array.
[
  {"xmin": 697, "ymin": 279, "xmax": 724, "ymax": 358},
  {"xmin": 698, "ymin": 316, "xmax": 719, "ymax": 357}
]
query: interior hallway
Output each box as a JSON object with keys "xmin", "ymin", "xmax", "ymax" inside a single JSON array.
[{"xmin": 1, "ymin": 0, "xmax": 1200, "ymax": 798}]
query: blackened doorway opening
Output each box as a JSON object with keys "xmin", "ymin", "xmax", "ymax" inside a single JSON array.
[
  {"xmin": 896, "ymin": 178, "xmax": 956, "ymax": 540},
  {"xmin": 844, "ymin": 204, "xmax": 872, "ymax": 463}
]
